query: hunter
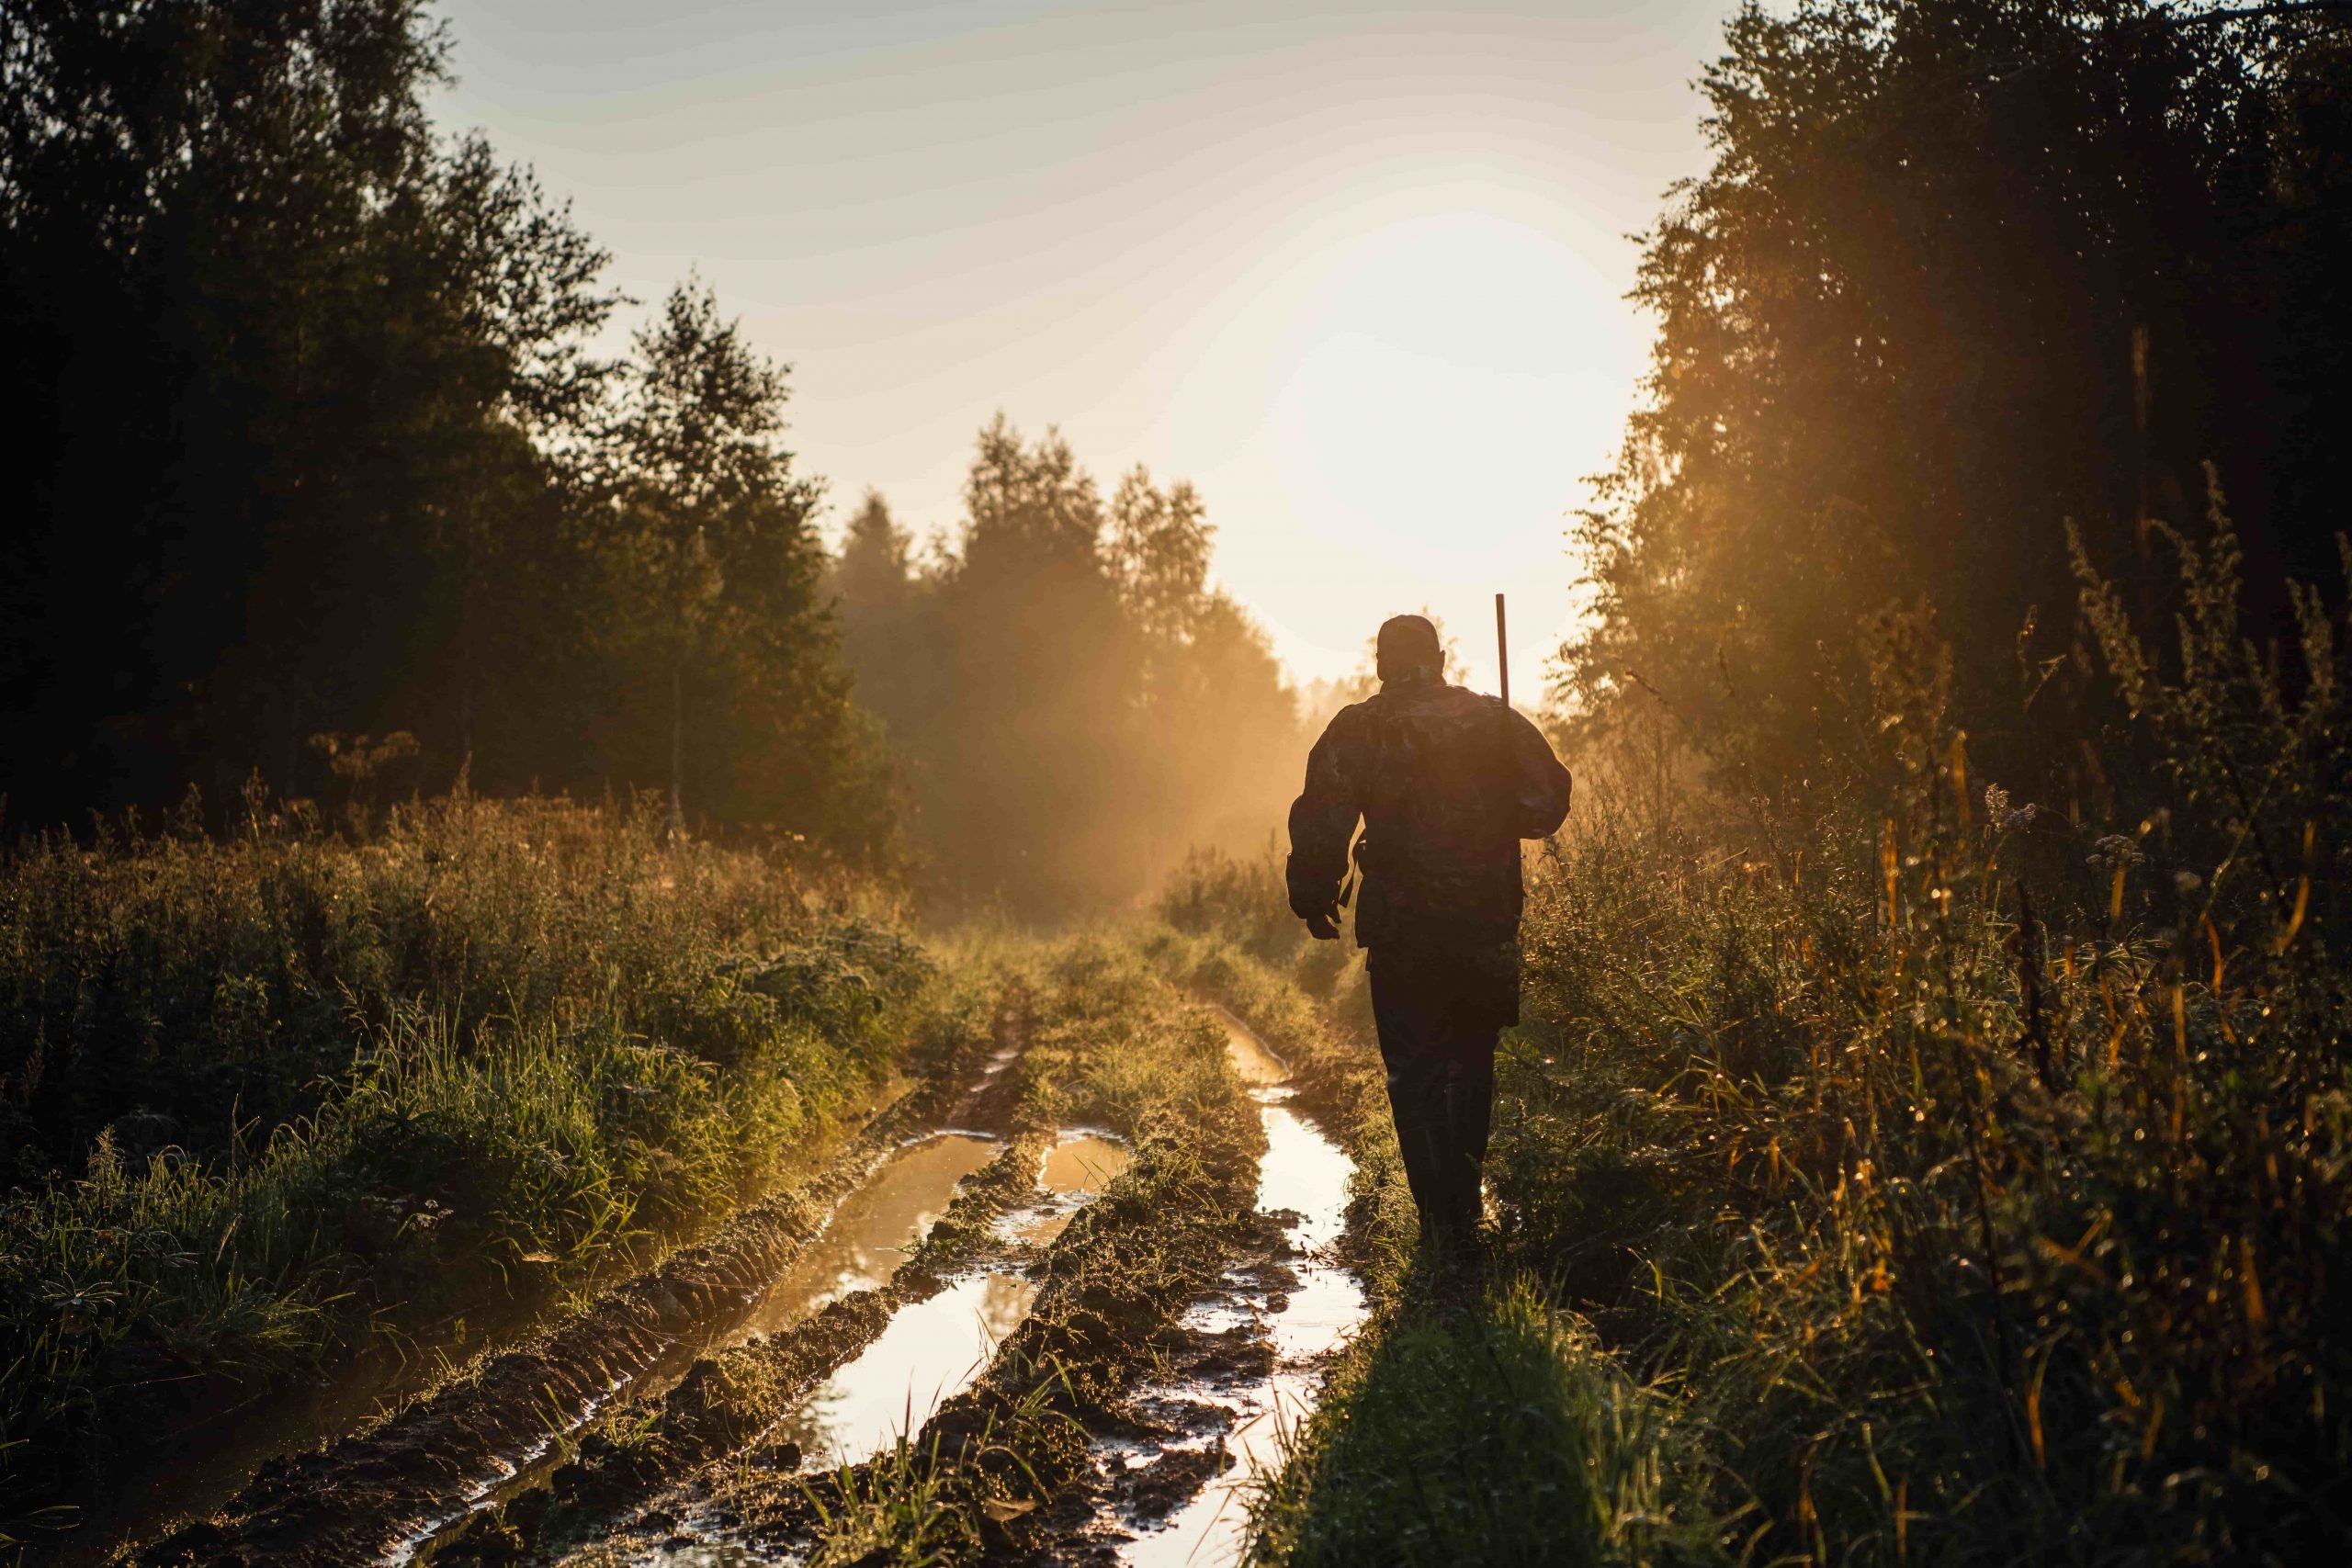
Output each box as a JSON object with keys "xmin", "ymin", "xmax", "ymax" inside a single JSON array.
[{"xmin": 1286, "ymin": 613, "xmax": 1573, "ymax": 1261}]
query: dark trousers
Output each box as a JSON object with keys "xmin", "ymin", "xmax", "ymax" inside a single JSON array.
[{"xmin": 1368, "ymin": 946, "xmax": 1503, "ymax": 1247}]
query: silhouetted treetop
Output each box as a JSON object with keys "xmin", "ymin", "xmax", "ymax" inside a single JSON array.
[{"xmin": 1562, "ymin": 0, "xmax": 2352, "ymax": 807}]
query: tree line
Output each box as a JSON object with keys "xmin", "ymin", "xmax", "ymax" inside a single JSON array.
[
  {"xmin": 1562, "ymin": 0, "xmax": 2352, "ymax": 804},
  {"xmin": 833, "ymin": 426, "xmax": 1299, "ymax": 910},
  {"xmin": 1, "ymin": 0, "xmax": 1300, "ymax": 906}
]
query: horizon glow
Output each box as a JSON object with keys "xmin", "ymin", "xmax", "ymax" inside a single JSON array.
[{"xmin": 429, "ymin": 0, "xmax": 1728, "ymax": 697}]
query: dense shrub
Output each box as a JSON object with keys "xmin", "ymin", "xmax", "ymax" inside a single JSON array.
[
  {"xmin": 1192, "ymin": 500, "xmax": 2349, "ymax": 1562},
  {"xmin": 1494, "ymin": 497, "xmax": 2351, "ymax": 1562}
]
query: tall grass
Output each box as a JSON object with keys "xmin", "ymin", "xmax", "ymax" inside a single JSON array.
[
  {"xmin": 1500, "ymin": 496, "xmax": 2349, "ymax": 1562},
  {"xmin": 1253, "ymin": 1280, "xmax": 1706, "ymax": 1568},
  {"xmin": 0, "ymin": 790, "xmax": 926, "ymax": 1535},
  {"xmin": 1207, "ymin": 495, "xmax": 2351, "ymax": 1562}
]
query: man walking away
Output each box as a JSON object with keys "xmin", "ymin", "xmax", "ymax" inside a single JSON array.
[{"xmin": 1285, "ymin": 614, "xmax": 1573, "ymax": 1263}]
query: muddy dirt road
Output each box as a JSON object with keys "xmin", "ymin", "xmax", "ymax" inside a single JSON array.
[
  {"xmin": 137, "ymin": 953, "xmax": 1369, "ymax": 1568},
  {"xmin": 1112, "ymin": 1011, "xmax": 1363, "ymax": 1565}
]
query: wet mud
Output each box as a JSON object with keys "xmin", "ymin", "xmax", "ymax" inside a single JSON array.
[
  {"xmin": 1116, "ymin": 1072, "xmax": 1363, "ymax": 1562},
  {"xmin": 514, "ymin": 1128, "xmax": 1139, "ymax": 1565},
  {"xmin": 137, "ymin": 997, "xmax": 1038, "ymax": 1568},
  {"xmin": 694, "ymin": 1122, "xmax": 1138, "ymax": 1471},
  {"xmin": 390, "ymin": 1118, "xmax": 1130, "ymax": 1566},
  {"xmin": 130, "ymin": 987, "xmax": 1363, "ymax": 1568},
  {"xmin": 735, "ymin": 1133, "xmax": 1002, "ymax": 1337},
  {"xmin": 1043, "ymin": 1012, "xmax": 1368, "ymax": 1565},
  {"xmin": 404, "ymin": 1130, "xmax": 1035, "ymax": 1564},
  {"xmin": 594, "ymin": 1007, "xmax": 1365, "ymax": 1568}
]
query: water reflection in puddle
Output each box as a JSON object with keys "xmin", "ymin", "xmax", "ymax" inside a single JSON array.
[
  {"xmin": 1004, "ymin": 1131, "xmax": 1132, "ymax": 1245},
  {"xmin": 769, "ymin": 1131, "xmax": 1128, "ymax": 1470},
  {"xmin": 737, "ymin": 1134, "xmax": 1002, "ymax": 1339},
  {"xmin": 770, "ymin": 1271, "xmax": 1035, "ymax": 1470},
  {"xmin": 1117, "ymin": 1011, "xmax": 1366, "ymax": 1568},
  {"xmin": 646, "ymin": 1274, "xmax": 1040, "ymax": 1564},
  {"xmin": 644, "ymin": 1131, "xmax": 1134, "ymax": 1562},
  {"xmin": 1216, "ymin": 1008, "xmax": 1291, "ymax": 1088},
  {"xmin": 645, "ymin": 1540, "xmax": 769, "ymax": 1567}
]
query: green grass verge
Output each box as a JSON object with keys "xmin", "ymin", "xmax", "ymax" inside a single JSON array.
[
  {"xmin": 0, "ymin": 793, "xmax": 928, "ymax": 1538},
  {"xmin": 1148, "ymin": 922, "xmax": 1721, "ymax": 1566},
  {"xmin": 1252, "ymin": 1279, "xmax": 1712, "ymax": 1568}
]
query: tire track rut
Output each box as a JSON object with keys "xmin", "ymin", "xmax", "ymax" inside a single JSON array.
[{"xmin": 141, "ymin": 998, "xmax": 1034, "ymax": 1568}]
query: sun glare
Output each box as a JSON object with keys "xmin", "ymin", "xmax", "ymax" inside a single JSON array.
[
  {"xmin": 1276, "ymin": 213, "xmax": 1621, "ymax": 553},
  {"xmin": 1182, "ymin": 204, "xmax": 1629, "ymax": 695}
]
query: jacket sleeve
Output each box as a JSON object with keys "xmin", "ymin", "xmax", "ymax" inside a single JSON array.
[
  {"xmin": 1285, "ymin": 710, "xmax": 1363, "ymax": 919},
  {"xmin": 1503, "ymin": 707, "xmax": 1573, "ymax": 839}
]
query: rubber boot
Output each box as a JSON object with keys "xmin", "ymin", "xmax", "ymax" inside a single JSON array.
[{"xmin": 1436, "ymin": 1055, "xmax": 1495, "ymax": 1270}]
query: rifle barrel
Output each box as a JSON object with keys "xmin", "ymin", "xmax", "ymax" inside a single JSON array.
[{"xmin": 1496, "ymin": 592, "xmax": 1510, "ymax": 708}]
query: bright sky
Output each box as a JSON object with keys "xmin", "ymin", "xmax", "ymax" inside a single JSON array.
[{"xmin": 430, "ymin": 0, "xmax": 1730, "ymax": 696}]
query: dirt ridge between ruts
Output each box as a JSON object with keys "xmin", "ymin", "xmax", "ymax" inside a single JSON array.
[
  {"xmin": 604, "ymin": 1089, "xmax": 1279, "ymax": 1562},
  {"xmin": 1003, "ymin": 1002, "xmax": 1370, "ymax": 1562},
  {"xmin": 873, "ymin": 1132, "xmax": 1275, "ymax": 1564},
  {"xmin": 135, "ymin": 1048, "xmax": 988, "ymax": 1568},
  {"xmin": 991, "ymin": 1209, "xmax": 1297, "ymax": 1561},
  {"xmin": 503, "ymin": 1122, "xmax": 1060, "ymax": 1558}
]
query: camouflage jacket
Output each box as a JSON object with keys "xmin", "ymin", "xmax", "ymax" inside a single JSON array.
[{"xmin": 1285, "ymin": 672, "xmax": 1573, "ymax": 950}]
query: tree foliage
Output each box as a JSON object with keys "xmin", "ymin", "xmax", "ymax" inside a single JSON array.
[
  {"xmin": 0, "ymin": 2, "xmax": 888, "ymax": 855},
  {"xmin": 833, "ymin": 419, "xmax": 1300, "ymax": 910},
  {"xmin": 594, "ymin": 282, "xmax": 887, "ymax": 854},
  {"xmin": 1562, "ymin": 0, "xmax": 2352, "ymax": 806}
]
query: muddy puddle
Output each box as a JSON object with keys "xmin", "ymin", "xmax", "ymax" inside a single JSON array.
[
  {"xmin": 402, "ymin": 1128, "xmax": 1129, "ymax": 1565},
  {"xmin": 625, "ymin": 1132, "xmax": 1135, "ymax": 1563},
  {"xmin": 389, "ymin": 1135, "xmax": 960, "ymax": 1561},
  {"xmin": 631, "ymin": 1280, "xmax": 1057, "ymax": 1568},
  {"xmin": 751, "ymin": 1131, "xmax": 1129, "ymax": 1472},
  {"xmin": 768, "ymin": 1270, "xmax": 1035, "ymax": 1469},
  {"xmin": 1108, "ymin": 1010, "xmax": 1367, "ymax": 1566},
  {"xmin": 735, "ymin": 1133, "xmax": 1002, "ymax": 1337},
  {"xmin": 1004, "ymin": 1130, "xmax": 1130, "ymax": 1245},
  {"xmin": 391, "ymin": 1131, "xmax": 1012, "ymax": 1563}
]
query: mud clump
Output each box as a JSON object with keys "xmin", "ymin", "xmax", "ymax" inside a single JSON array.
[
  {"xmin": 1118, "ymin": 1446, "xmax": 1227, "ymax": 1522},
  {"xmin": 543, "ymin": 1286, "xmax": 891, "ymax": 1521},
  {"xmin": 432, "ymin": 1506, "xmax": 525, "ymax": 1565}
]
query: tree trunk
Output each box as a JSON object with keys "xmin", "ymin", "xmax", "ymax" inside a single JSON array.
[
  {"xmin": 668, "ymin": 649, "xmax": 685, "ymax": 837},
  {"xmin": 458, "ymin": 581, "xmax": 477, "ymax": 768}
]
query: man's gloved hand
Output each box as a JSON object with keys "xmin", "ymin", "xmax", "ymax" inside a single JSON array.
[{"xmin": 1304, "ymin": 906, "xmax": 1341, "ymax": 942}]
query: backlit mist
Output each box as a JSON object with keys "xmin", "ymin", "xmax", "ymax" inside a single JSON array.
[{"xmin": 429, "ymin": 0, "xmax": 1725, "ymax": 690}]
